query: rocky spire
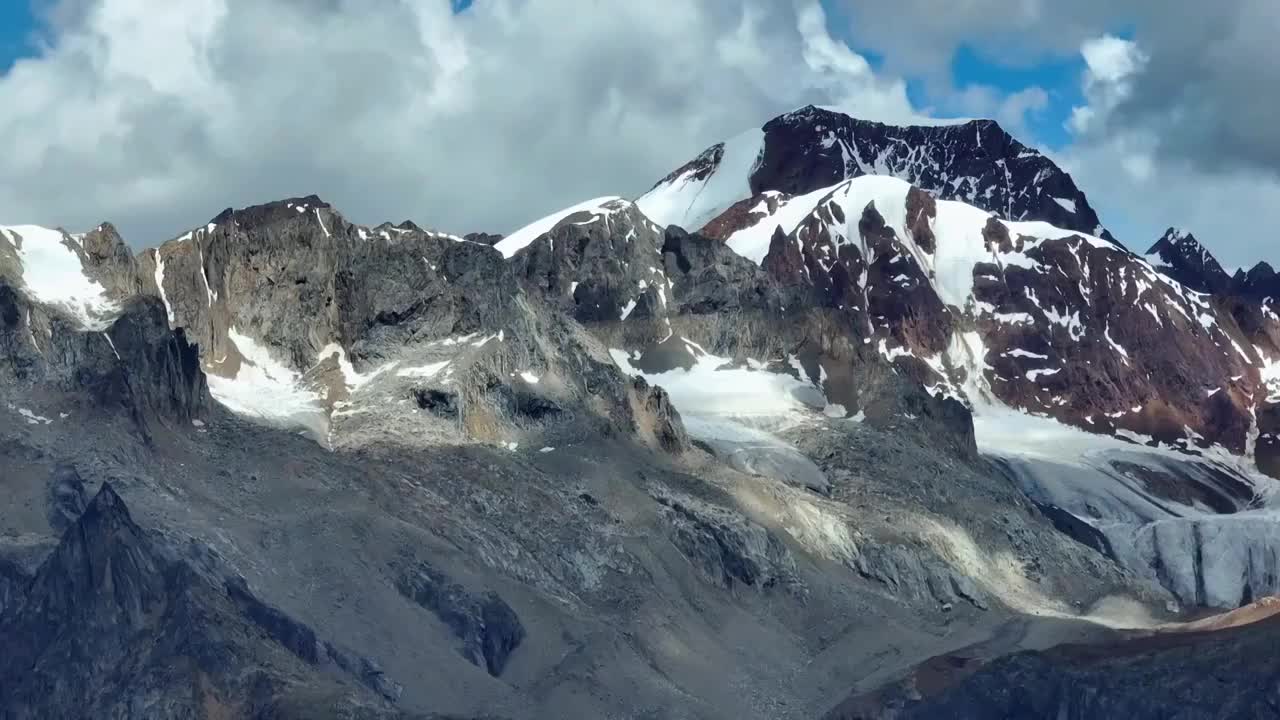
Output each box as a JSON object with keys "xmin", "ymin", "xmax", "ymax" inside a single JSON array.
[{"xmin": 1146, "ymin": 227, "xmax": 1231, "ymax": 294}]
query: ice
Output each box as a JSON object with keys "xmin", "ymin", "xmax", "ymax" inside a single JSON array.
[
  {"xmin": 496, "ymin": 196, "xmax": 623, "ymax": 258},
  {"xmin": 153, "ymin": 247, "xmax": 174, "ymax": 326},
  {"xmin": 1, "ymin": 225, "xmax": 119, "ymax": 329},
  {"xmin": 1025, "ymin": 368, "xmax": 1060, "ymax": 381},
  {"xmin": 723, "ymin": 177, "xmax": 912, "ymax": 266},
  {"xmin": 971, "ymin": 375, "xmax": 1280, "ymax": 608},
  {"xmin": 198, "ymin": 245, "xmax": 216, "ymax": 305},
  {"xmin": 610, "ymin": 343, "xmax": 831, "ymax": 493},
  {"xmin": 1052, "ymin": 197, "xmax": 1078, "ymax": 213},
  {"xmin": 619, "ymin": 298, "xmax": 637, "ymax": 321},
  {"xmin": 102, "ymin": 332, "xmax": 121, "ymax": 360},
  {"xmin": 636, "ymin": 127, "xmax": 764, "ymax": 232},
  {"xmin": 1104, "ymin": 323, "xmax": 1131, "ymax": 361},
  {"xmin": 519, "ymin": 371, "xmax": 540, "ymax": 384},
  {"xmin": 610, "ymin": 345, "xmax": 823, "ymax": 421},
  {"xmin": 206, "ymin": 327, "xmax": 327, "ymax": 440}
]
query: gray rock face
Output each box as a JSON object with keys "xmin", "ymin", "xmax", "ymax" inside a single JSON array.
[
  {"xmin": 651, "ymin": 487, "xmax": 800, "ymax": 592},
  {"xmin": 660, "ymin": 224, "xmax": 794, "ymax": 315},
  {"xmin": 0, "ymin": 484, "xmax": 413, "ymax": 719},
  {"xmin": 44, "ymin": 464, "xmax": 89, "ymax": 533},
  {"xmin": 894, "ymin": 618, "xmax": 1280, "ymax": 719},
  {"xmin": 0, "ymin": 279, "xmax": 208, "ymax": 434},
  {"xmin": 394, "ymin": 560, "xmax": 526, "ymax": 677},
  {"xmin": 507, "ymin": 199, "xmax": 674, "ymax": 323},
  {"xmin": 1146, "ymin": 228, "xmax": 1233, "ymax": 295}
]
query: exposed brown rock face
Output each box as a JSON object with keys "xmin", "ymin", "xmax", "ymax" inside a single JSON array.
[
  {"xmin": 978, "ymin": 233, "xmax": 1260, "ymax": 452},
  {"xmin": 735, "ymin": 180, "xmax": 1276, "ymax": 466},
  {"xmin": 698, "ymin": 193, "xmax": 778, "ymax": 241},
  {"xmin": 905, "ymin": 187, "xmax": 937, "ymax": 255}
]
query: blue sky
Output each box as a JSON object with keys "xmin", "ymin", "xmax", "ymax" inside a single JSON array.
[
  {"xmin": 0, "ymin": 3, "xmax": 36, "ymax": 74},
  {"xmin": 946, "ymin": 46, "xmax": 1084, "ymax": 149}
]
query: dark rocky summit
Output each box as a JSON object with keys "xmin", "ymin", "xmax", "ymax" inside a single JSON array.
[
  {"xmin": 1146, "ymin": 228, "xmax": 1233, "ymax": 294},
  {"xmin": 679, "ymin": 105, "xmax": 1113, "ymax": 243}
]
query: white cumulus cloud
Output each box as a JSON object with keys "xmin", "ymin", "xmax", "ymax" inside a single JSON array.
[{"xmin": 0, "ymin": 0, "xmax": 932, "ymax": 247}]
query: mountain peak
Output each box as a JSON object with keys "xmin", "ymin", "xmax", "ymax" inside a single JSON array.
[
  {"xmin": 209, "ymin": 194, "xmax": 333, "ymax": 227},
  {"xmin": 1146, "ymin": 227, "xmax": 1231, "ymax": 294},
  {"xmin": 778, "ymin": 104, "xmax": 1002, "ymax": 134},
  {"xmin": 642, "ymin": 105, "xmax": 1113, "ymax": 245}
]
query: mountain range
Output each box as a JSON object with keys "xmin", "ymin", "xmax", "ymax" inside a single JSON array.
[{"xmin": 2, "ymin": 104, "xmax": 1279, "ymax": 719}]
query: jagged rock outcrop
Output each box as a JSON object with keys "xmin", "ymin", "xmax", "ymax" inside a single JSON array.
[
  {"xmin": 651, "ymin": 487, "xmax": 800, "ymax": 592},
  {"xmin": 124, "ymin": 195, "xmax": 690, "ymax": 453},
  {"xmin": 505, "ymin": 198, "xmax": 673, "ymax": 323},
  {"xmin": 730, "ymin": 176, "xmax": 1268, "ymax": 457},
  {"xmin": 394, "ymin": 561, "xmax": 525, "ymax": 677},
  {"xmin": 463, "ymin": 231, "xmax": 504, "ymax": 246},
  {"xmin": 1146, "ymin": 228, "xmax": 1232, "ymax": 294},
  {"xmin": 660, "ymin": 225, "xmax": 788, "ymax": 314},
  {"xmin": 0, "ymin": 484, "xmax": 411, "ymax": 719}
]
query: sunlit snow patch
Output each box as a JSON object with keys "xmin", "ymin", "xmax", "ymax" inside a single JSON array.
[
  {"xmin": 636, "ymin": 127, "xmax": 764, "ymax": 232},
  {"xmin": 611, "ymin": 340, "xmax": 833, "ymax": 493},
  {"xmin": 1, "ymin": 225, "xmax": 119, "ymax": 329}
]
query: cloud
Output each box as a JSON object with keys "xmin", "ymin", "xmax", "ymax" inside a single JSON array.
[
  {"xmin": 1061, "ymin": 132, "xmax": 1280, "ymax": 270},
  {"xmin": 834, "ymin": 0, "xmax": 1280, "ymax": 177},
  {"xmin": 1068, "ymin": 35, "xmax": 1147, "ymax": 134},
  {"xmin": 833, "ymin": 0, "xmax": 1280, "ymax": 266},
  {"xmin": 0, "ymin": 0, "xmax": 928, "ymax": 247},
  {"xmin": 1059, "ymin": 31, "xmax": 1280, "ymax": 269}
]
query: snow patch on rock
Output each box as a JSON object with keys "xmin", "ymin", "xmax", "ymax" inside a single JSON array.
[
  {"xmin": 206, "ymin": 327, "xmax": 327, "ymax": 440},
  {"xmin": 497, "ymin": 196, "xmax": 624, "ymax": 258},
  {"xmin": 2, "ymin": 224, "xmax": 119, "ymax": 329}
]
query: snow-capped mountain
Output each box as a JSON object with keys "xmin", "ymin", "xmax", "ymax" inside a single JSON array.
[
  {"xmin": 639, "ymin": 105, "xmax": 1113, "ymax": 246},
  {"xmin": 5, "ymin": 103, "xmax": 1280, "ymax": 719}
]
